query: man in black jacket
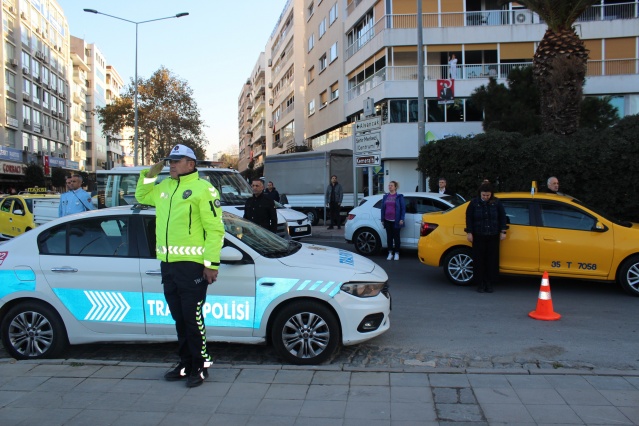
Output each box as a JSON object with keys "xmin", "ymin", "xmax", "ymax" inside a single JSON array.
[
  {"xmin": 244, "ymin": 179, "xmax": 277, "ymax": 232},
  {"xmin": 263, "ymin": 181, "xmax": 280, "ymax": 202}
]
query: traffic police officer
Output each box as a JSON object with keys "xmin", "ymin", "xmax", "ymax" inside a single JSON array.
[{"xmin": 136, "ymin": 144, "xmax": 225, "ymax": 387}]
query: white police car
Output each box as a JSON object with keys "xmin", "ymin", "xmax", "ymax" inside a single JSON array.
[{"xmin": 0, "ymin": 207, "xmax": 390, "ymax": 365}]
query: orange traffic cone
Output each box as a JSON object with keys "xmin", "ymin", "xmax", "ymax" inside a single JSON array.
[{"xmin": 528, "ymin": 271, "xmax": 561, "ymax": 321}]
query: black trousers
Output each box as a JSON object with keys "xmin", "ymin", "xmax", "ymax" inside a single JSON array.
[
  {"xmin": 329, "ymin": 201, "xmax": 341, "ymax": 226},
  {"xmin": 472, "ymin": 234, "xmax": 500, "ymax": 290},
  {"xmin": 384, "ymin": 220, "xmax": 401, "ymax": 253},
  {"xmin": 161, "ymin": 261, "xmax": 211, "ymax": 369}
]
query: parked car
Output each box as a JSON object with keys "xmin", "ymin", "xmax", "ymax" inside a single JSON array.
[
  {"xmin": 0, "ymin": 207, "xmax": 390, "ymax": 364},
  {"xmin": 345, "ymin": 192, "xmax": 463, "ymax": 255},
  {"xmin": 0, "ymin": 194, "xmax": 60, "ymax": 239},
  {"xmin": 417, "ymin": 192, "xmax": 639, "ymax": 296}
]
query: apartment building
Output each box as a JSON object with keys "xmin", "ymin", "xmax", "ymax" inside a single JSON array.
[
  {"xmin": 105, "ymin": 65, "xmax": 124, "ymax": 168},
  {"xmin": 69, "ymin": 40, "xmax": 88, "ymax": 171},
  {"xmin": 0, "ymin": 0, "xmax": 73, "ymax": 189},
  {"xmin": 240, "ymin": 0, "xmax": 639, "ymax": 190},
  {"xmin": 238, "ymin": 73, "xmax": 253, "ymax": 173}
]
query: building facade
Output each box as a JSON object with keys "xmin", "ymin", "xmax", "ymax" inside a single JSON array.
[
  {"xmin": 1, "ymin": 0, "xmax": 74, "ymax": 190},
  {"xmin": 239, "ymin": 0, "xmax": 639, "ymax": 191}
]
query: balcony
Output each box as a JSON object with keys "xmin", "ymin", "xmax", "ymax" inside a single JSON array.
[
  {"xmin": 347, "ymin": 60, "xmax": 639, "ymax": 101},
  {"xmin": 5, "ymin": 114, "xmax": 19, "ymax": 127},
  {"xmin": 73, "ymin": 68, "xmax": 87, "ymax": 84},
  {"xmin": 345, "ymin": 3, "xmax": 639, "ymax": 60},
  {"xmin": 72, "ymin": 88, "xmax": 86, "ymax": 104}
]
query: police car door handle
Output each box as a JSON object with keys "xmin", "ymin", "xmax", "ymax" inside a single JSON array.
[
  {"xmin": 50, "ymin": 267, "xmax": 78, "ymax": 273},
  {"xmin": 145, "ymin": 270, "xmax": 162, "ymax": 276}
]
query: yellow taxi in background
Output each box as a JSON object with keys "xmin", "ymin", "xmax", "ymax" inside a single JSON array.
[
  {"xmin": 0, "ymin": 194, "xmax": 60, "ymax": 239},
  {"xmin": 417, "ymin": 192, "xmax": 639, "ymax": 296}
]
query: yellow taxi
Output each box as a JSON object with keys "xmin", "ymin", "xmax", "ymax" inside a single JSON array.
[
  {"xmin": 0, "ymin": 194, "xmax": 60, "ymax": 239},
  {"xmin": 417, "ymin": 191, "xmax": 639, "ymax": 296}
]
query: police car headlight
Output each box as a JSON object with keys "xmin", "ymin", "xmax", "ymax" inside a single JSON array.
[{"xmin": 340, "ymin": 282, "xmax": 385, "ymax": 298}]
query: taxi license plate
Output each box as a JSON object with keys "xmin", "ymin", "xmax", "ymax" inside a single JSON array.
[{"xmin": 294, "ymin": 226, "xmax": 308, "ymax": 233}]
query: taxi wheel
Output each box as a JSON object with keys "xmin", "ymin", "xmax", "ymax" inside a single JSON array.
[
  {"xmin": 353, "ymin": 228, "xmax": 381, "ymax": 256},
  {"xmin": 617, "ymin": 255, "xmax": 639, "ymax": 297},
  {"xmin": 443, "ymin": 248, "xmax": 474, "ymax": 286},
  {"xmin": 271, "ymin": 301, "xmax": 340, "ymax": 365},
  {"xmin": 0, "ymin": 302, "xmax": 68, "ymax": 360}
]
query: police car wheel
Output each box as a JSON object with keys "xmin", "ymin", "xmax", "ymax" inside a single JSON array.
[
  {"xmin": 618, "ymin": 255, "xmax": 639, "ymax": 297},
  {"xmin": 271, "ymin": 301, "xmax": 340, "ymax": 365},
  {"xmin": 1, "ymin": 302, "xmax": 68, "ymax": 360},
  {"xmin": 443, "ymin": 248, "xmax": 474, "ymax": 286},
  {"xmin": 353, "ymin": 228, "xmax": 381, "ymax": 256}
]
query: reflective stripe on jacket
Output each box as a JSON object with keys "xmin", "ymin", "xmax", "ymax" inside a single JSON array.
[{"xmin": 135, "ymin": 168, "xmax": 225, "ymax": 269}]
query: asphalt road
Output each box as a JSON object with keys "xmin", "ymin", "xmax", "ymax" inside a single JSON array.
[{"xmin": 1, "ymin": 237, "xmax": 637, "ymax": 371}]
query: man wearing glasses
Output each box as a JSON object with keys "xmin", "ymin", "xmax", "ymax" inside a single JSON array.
[
  {"xmin": 58, "ymin": 174, "xmax": 94, "ymax": 217},
  {"xmin": 136, "ymin": 143, "xmax": 225, "ymax": 388}
]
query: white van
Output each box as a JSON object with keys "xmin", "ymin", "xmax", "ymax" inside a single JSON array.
[{"xmin": 95, "ymin": 166, "xmax": 312, "ymax": 239}]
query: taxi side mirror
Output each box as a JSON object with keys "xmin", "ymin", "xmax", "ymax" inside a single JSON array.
[
  {"xmin": 593, "ymin": 221, "xmax": 608, "ymax": 232},
  {"xmin": 13, "ymin": 209, "xmax": 24, "ymax": 216}
]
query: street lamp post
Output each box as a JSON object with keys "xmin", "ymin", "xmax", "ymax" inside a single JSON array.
[{"xmin": 83, "ymin": 9, "xmax": 189, "ymax": 166}]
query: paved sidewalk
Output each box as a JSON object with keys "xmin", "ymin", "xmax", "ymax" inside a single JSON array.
[{"xmin": 1, "ymin": 359, "xmax": 638, "ymax": 425}]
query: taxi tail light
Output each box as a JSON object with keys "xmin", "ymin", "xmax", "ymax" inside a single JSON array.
[
  {"xmin": 420, "ymin": 222, "xmax": 438, "ymax": 237},
  {"xmin": 347, "ymin": 214, "xmax": 356, "ymax": 221}
]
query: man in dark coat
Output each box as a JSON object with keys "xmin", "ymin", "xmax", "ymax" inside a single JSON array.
[
  {"xmin": 244, "ymin": 179, "xmax": 277, "ymax": 232},
  {"xmin": 263, "ymin": 181, "xmax": 280, "ymax": 202}
]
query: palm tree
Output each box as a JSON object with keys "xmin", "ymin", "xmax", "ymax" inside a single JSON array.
[{"xmin": 514, "ymin": 1, "xmax": 598, "ymax": 135}]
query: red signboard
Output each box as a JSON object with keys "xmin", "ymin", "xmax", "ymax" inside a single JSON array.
[
  {"xmin": 44, "ymin": 155, "xmax": 50, "ymax": 175},
  {"xmin": 437, "ymin": 79, "xmax": 455, "ymax": 104}
]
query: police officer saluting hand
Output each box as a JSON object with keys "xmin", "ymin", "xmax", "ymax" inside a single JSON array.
[{"xmin": 136, "ymin": 144, "xmax": 225, "ymax": 388}]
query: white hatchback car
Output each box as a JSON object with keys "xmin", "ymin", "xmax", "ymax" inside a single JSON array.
[
  {"xmin": 345, "ymin": 192, "xmax": 464, "ymax": 256},
  {"xmin": 0, "ymin": 207, "xmax": 390, "ymax": 365}
]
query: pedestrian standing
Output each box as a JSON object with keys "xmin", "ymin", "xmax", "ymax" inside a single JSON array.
[
  {"xmin": 263, "ymin": 181, "xmax": 281, "ymax": 203},
  {"xmin": 380, "ymin": 181, "xmax": 406, "ymax": 261},
  {"xmin": 135, "ymin": 143, "xmax": 225, "ymax": 388},
  {"xmin": 437, "ymin": 177, "xmax": 452, "ymax": 195},
  {"xmin": 325, "ymin": 175, "xmax": 343, "ymax": 229},
  {"xmin": 465, "ymin": 183, "xmax": 507, "ymax": 293},
  {"xmin": 244, "ymin": 179, "xmax": 278, "ymax": 232},
  {"xmin": 58, "ymin": 174, "xmax": 94, "ymax": 217}
]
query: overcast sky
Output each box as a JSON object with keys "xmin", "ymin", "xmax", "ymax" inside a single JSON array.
[{"xmin": 58, "ymin": 0, "xmax": 287, "ymax": 157}]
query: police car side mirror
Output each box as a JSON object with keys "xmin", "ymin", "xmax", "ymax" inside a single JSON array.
[{"xmin": 220, "ymin": 246, "xmax": 244, "ymax": 264}]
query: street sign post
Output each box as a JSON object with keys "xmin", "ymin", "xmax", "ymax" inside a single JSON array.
[{"xmin": 354, "ymin": 131, "xmax": 381, "ymax": 154}]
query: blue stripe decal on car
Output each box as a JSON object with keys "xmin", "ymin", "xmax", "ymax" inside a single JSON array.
[{"xmin": 0, "ymin": 270, "xmax": 36, "ymax": 299}]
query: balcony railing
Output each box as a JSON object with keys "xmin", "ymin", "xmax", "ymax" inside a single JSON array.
[
  {"xmin": 346, "ymin": 3, "xmax": 638, "ymax": 60},
  {"xmin": 348, "ymin": 60, "xmax": 638, "ymax": 100}
]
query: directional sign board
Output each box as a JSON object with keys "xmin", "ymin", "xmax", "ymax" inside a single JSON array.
[
  {"xmin": 355, "ymin": 131, "xmax": 381, "ymax": 154},
  {"xmin": 354, "ymin": 116, "xmax": 381, "ymax": 133},
  {"xmin": 355, "ymin": 154, "xmax": 381, "ymax": 167}
]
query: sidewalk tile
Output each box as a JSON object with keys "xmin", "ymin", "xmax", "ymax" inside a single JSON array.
[
  {"xmin": 247, "ymin": 414, "xmax": 296, "ymax": 425},
  {"xmin": 306, "ymin": 384, "xmax": 349, "ymax": 400},
  {"xmin": 208, "ymin": 368, "xmax": 241, "ymax": 383},
  {"xmin": 204, "ymin": 412, "xmax": 249, "ymax": 425},
  {"xmin": 556, "ymin": 388, "xmax": 612, "ymax": 405},
  {"xmin": 571, "ymin": 404, "xmax": 634, "ymax": 425},
  {"xmin": 188, "ymin": 381, "xmax": 231, "ymax": 397},
  {"xmin": 235, "ymin": 368, "xmax": 277, "ymax": 383},
  {"xmin": 427, "ymin": 373, "xmax": 470, "ymax": 388},
  {"xmin": 74, "ymin": 377, "xmax": 121, "ymax": 392},
  {"xmin": 215, "ymin": 397, "xmax": 261, "ymax": 415},
  {"xmin": 273, "ymin": 369, "xmax": 314, "ymax": 384},
  {"xmin": 159, "ymin": 412, "xmax": 212, "ymax": 425},
  {"xmin": 350, "ymin": 371, "xmax": 389, "ymax": 386},
  {"xmin": 389, "ymin": 372, "xmax": 429, "ymax": 387},
  {"xmin": 525, "ymin": 404, "xmax": 583, "ymax": 424},
  {"xmin": 467, "ymin": 373, "xmax": 512, "ymax": 388},
  {"xmin": 390, "ymin": 386, "xmax": 433, "ymax": 402},
  {"xmin": 473, "ymin": 387, "xmax": 521, "ymax": 404},
  {"xmin": 0, "ymin": 390, "xmax": 26, "ymax": 407},
  {"xmin": 481, "ymin": 402, "xmax": 536, "ymax": 423},
  {"xmin": 506, "ymin": 374, "xmax": 553, "ymax": 389},
  {"xmin": 90, "ymin": 365, "xmax": 137, "ymax": 379},
  {"xmin": 435, "ymin": 402, "xmax": 484, "ymax": 422},
  {"xmin": 390, "ymin": 401, "xmax": 437, "ymax": 421},
  {"xmin": 299, "ymin": 400, "xmax": 347, "ymax": 418},
  {"xmin": 599, "ymin": 389, "xmax": 639, "ymax": 406},
  {"xmin": 255, "ymin": 398, "xmax": 303, "ymax": 417},
  {"xmin": 618, "ymin": 406, "xmax": 639, "ymax": 424},
  {"xmin": 264, "ymin": 383, "xmax": 309, "ymax": 400},
  {"xmin": 294, "ymin": 417, "xmax": 343, "ymax": 426},
  {"xmin": 226, "ymin": 382, "xmax": 270, "ymax": 399},
  {"xmin": 113, "ymin": 410, "xmax": 167, "ymax": 425},
  {"xmin": 344, "ymin": 400, "xmax": 390, "ymax": 420},
  {"xmin": 173, "ymin": 395, "xmax": 222, "ymax": 414},
  {"xmin": 348, "ymin": 385, "xmax": 391, "ymax": 402},
  {"xmin": 64, "ymin": 408, "xmax": 123, "ymax": 426},
  {"xmin": 312, "ymin": 371, "xmax": 351, "ymax": 385},
  {"xmin": 585, "ymin": 376, "xmax": 638, "ymax": 390},
  {"xmin": 543, "ymin": 375, "xmax": 596, "ymax": 389},
  {"xmin": 514, "ymin": 387, "xmax": 565, "ymax": 405},
  {"xmin": 125, "ymin": 366, "xmax": 166, "ymax": 380},
  {"xmin": 1, "ymin": 375, "xmax": 48, "ymax": 391}
]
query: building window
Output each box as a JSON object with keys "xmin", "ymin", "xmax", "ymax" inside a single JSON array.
[
  {"xmin": 308, "ymin": 33, "xmax": 314, "ymax": 52},
  {"xmin": 308, "ymin": 66, "xmax": 315, "ymax": 84},
  {"xmin": 320, "ymin": 91, "xmax": 328, "ymax": 109},
  {"xmin": 5, "ymin": 70, "xmax": 15, "ymax": 94},
  {"xmin": 308, "ymin": 99, "xmax": 315, "ymax": 116},
  {"xmin": 319, "ymin": 54, "xmax": 327, "ymax": 72},
  {"xmin": 307, "ymin": 2, "xmax": 314, "ymax": 20},
  {"xmin": 329, "ymin": 3, "xmax": 338, "ymax": 25},
  {"xmin": 329, "ymin": 42, "xmax": 338, "ymax": 63},
  {"xmin": 319, "ymin": 19, "xmax": 326, "ymax": 38},
  {"xmin": 330, "ymin": 82, "xmax": 339, "ymax": 101}
]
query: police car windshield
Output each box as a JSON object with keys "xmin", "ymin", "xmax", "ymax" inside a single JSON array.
[{"xmin": 223, "ymin": 212, "xmax": 300, "ymax": 257}]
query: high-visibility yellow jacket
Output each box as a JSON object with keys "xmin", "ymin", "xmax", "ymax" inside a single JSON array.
[{"xmin": 135, "ymin": 168, "xmax": 224, "ymax": 269}]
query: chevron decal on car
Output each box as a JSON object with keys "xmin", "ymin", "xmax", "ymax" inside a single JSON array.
[{"xmin": 84, "ymin": 290, "xmax": 131, "ymax": 322}]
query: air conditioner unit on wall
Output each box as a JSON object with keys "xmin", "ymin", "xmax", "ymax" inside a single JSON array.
[
  {"xmin": 268, "ymin": 98, "xmax": 274, "ymax": 105},
  {"xmin": 267, "ymin": 59, "xmax": 272, "ymax": 67},
  {"xmin": 268, "ymin": 82, "xmax": 273, "ymax": 89},
  {"xmin": 10, "ymin": 59, "xmax": 18, "ymax": 67},
  {"xmin": 268, "ymin": 121, "xmax": 273, "ymax": 128},
  {"xmin": 514, "ymin": 11, "xmax": 532, "ymax": 24}
]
